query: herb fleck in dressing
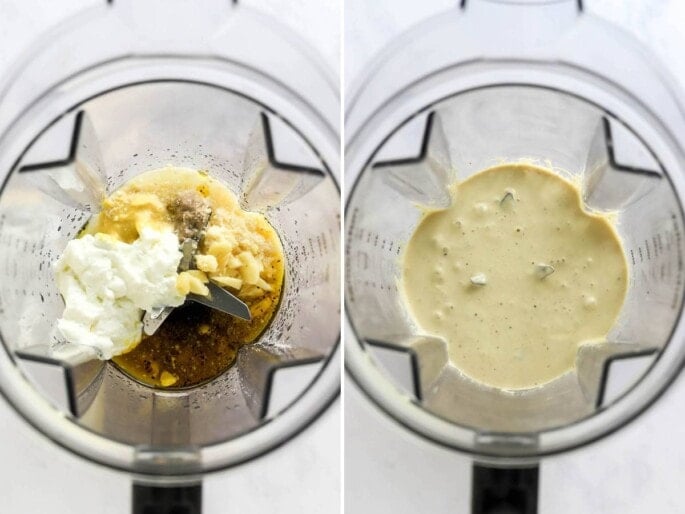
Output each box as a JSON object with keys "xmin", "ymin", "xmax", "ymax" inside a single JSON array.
[{"xmin": 401, "ymin": 163, "xmax": 628, "ymax": 390}]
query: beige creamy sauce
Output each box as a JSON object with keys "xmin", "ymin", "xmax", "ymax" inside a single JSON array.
[{"xmin": 401, "ymin": 163, "xmax": 628, "ymax": 390}]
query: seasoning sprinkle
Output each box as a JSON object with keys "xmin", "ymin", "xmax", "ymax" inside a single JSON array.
[
  {"xmin": 500, "ymin": 189, "xmax": 515, "ymax": 206},
  {"xmin": 535, "ymin": 263, "xmax": 555, "ymax": 279},
  {"xmin": 470, "ymin": 273, "xmax": 487, "ymax": 286}
]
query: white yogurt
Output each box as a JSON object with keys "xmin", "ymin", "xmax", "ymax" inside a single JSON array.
[{"xmin": 53, "ymin": 227, "xmax": 184, "ymax": 359}]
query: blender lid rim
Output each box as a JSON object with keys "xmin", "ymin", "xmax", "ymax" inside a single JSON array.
[
  {"xmin": 344, "ymin": 78, "xmax": 685, "ymax": 460},
  {"xmin": 0, "ymin": 75, "xmax": 341, "ymax": 475}
]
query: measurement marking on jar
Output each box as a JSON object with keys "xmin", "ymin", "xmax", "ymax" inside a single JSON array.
[
  {"xmin": 357, "ymin": 251, "xmax": 369, "ymax": 271},
  {"xmin": 308, "ymin": 237, "xmax": 316, "ymax": 259},
  {"xmin": 671, "ymin": 213, "xmax": 684, "ymax": 309}
]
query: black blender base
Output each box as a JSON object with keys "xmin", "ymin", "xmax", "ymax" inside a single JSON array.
[
  {"xmin": 133, "ymin": 483, "xmax": 202, "ymax": 514},
  {"xmin": 472, "ymin": 464, "xmax": 539, "ymax": 514}
]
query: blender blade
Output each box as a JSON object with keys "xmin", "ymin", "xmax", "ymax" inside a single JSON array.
[
  {"xmin": 142, "ymin": 284, "xmax": 252, "ymax": 336},
  {"xmin": 142, "ymin": 307, "xmax": 174, "ymax": 336},
  {"xmin": 187, "ymin": 281, "xmax": 251, "ymax": 320},
  {"xmin": 142, "ymin": 229, "xmax": 252, "ymax": 336}
]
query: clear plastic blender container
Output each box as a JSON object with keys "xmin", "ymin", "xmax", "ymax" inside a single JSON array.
[
  {"xmin": 0, "ymin": 0, "xmax": 340, "ymax": 509},
  {"xmin": 345, "ymin": 0, "xmax": 685, "ymax": 511}
]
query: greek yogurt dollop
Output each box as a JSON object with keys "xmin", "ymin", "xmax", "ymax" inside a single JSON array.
[{"xmin": 53, "ymin": 227, "xmax": 185, "ymax": 359}]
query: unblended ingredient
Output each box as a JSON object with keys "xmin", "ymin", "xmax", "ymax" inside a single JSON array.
[
  {"xmin": 55, "ymin": 166, "xmax": 285, "ymax": 388},
  {"xmin": 54, "ymin": 228, "xmax": 185, "ymax": 359}
]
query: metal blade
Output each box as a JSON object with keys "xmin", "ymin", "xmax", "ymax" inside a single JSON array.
[
  {"xmin": 141, "ymin": 209, "xmax": 253, "ymax": 334},
  {"xmin": 143, "ymin": 306, "xmax": 174, "ymax": 336},
  {"xmin": 178, "ymin": 238, "xmax": 197, "ymax": 272},
  {"xmin": 188, "ymin": 281, "xmax": 252, "ymax": 321}
]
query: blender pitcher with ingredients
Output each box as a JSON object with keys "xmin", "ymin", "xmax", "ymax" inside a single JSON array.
[
  {"xmin": 345, "ymin": 1, "xmax": 685, "ymax": 512},
  {"xmin": 0, "ymin": 1, "xmax": 340, "ymax": 512}
]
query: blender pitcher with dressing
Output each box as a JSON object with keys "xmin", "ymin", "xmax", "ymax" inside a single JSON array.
[
  {"xmin": 345, "ymin": 1, "xmax": 685, "ymax": 512},
  {"xmin": 0, "ymin": 1, "xmax": 340, "ymax": 512}
]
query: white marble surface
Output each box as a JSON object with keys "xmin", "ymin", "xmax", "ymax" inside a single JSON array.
[
  {"xmin": 0, "ymin": 1, "xmax": 340, "ymax": 513},
  {"xmin": 344, "ymin": 1, "xmax": 685, "ymax": 513}
]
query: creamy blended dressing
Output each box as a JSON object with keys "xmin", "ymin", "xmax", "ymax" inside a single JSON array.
[{"xmin": 401, "ymin": 163, "xmax": 628, "ymax": 390}]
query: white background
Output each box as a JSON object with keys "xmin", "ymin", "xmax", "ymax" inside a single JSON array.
[
  {"xmin": 0, "ymin": 1, "xmax": 340, "ymax": 513},
  {"xmin": 344, "ymin": 1, "xmax": 685, "ymax": 513}
]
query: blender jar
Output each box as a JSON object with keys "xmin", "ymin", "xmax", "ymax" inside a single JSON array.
[
  {"xmin": 0, "ymin": 0, "xmax": 340, "ymax": 512},
  {"xmin": 345, "ymin": 1, "xmax": 685, "ymax": 512}
]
